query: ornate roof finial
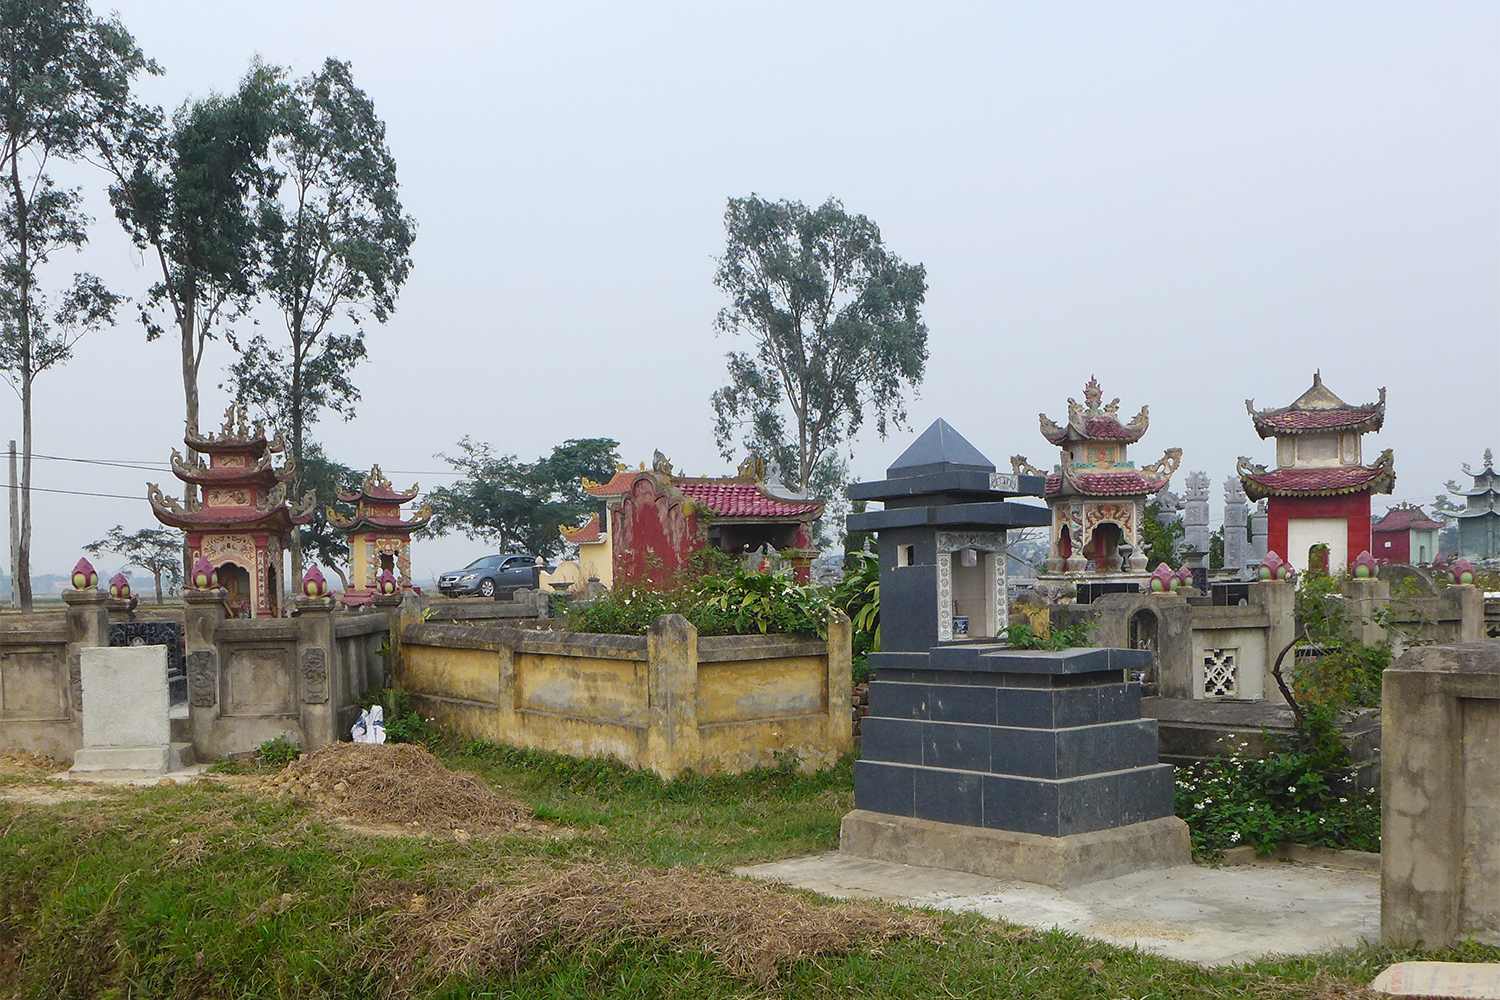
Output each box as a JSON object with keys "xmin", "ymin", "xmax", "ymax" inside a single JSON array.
[
  {"xmin": 1083, "ymin": 375, "xmax": 1103, "ymax": 411},
  {"xmin": 1486, "ymin": 447, "xmax": 1494, "ymax": 470}
]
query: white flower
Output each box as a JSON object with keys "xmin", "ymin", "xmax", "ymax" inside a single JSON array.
[
  {"xmin": 1287, "ymin": 786, "xmax": 1297, "ymax": 794},
  {"xmin": 1229, "ymin": 831, "xmax": 1241, "ymax": 843}
]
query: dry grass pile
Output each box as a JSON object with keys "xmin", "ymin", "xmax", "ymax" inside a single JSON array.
[
  {"xmin": 0, "ymin": 749, "xmax": 61, "ymax": 775},
  {"xmin": 260, "ymin": 742, "xmax": 536, "ymax": 835},
  {"xmin": 377, "ymin": 861, "xmax": 943, "ymax": 985}
]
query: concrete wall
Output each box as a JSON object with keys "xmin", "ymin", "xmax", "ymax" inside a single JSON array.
[
  {"xmin": 397, "ymin": 612, "xmax": 852, "ymax": 777},
  {"xmin": 1382, "ymin": 640, "xmax": 1500, "ymax": 948},
  {"xmin": 1, "ymin": 588, "xmax": 392, "ymax": 763}
]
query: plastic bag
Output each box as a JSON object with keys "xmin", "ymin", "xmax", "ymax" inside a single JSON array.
[{"xmin": 351, "ymin": 704, "xmax": 387, "ymax": 744}]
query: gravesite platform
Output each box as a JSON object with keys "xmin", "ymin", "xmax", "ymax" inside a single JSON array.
[{"xmin": 738, "ymin": 851, "xmax": 1381, "ymax": 966}]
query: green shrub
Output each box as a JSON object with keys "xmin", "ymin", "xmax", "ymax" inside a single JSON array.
[
  {"xmin": 832, "ymin": 552, "xmax": 880, "ymax": 683},
  {"xmin": 1000, "ymin": 619, "xmax": 1093, "ymax": 650},
  {"xmin": 256, "ymin": 735, "xmax": 301, "ymax": 770},
  {"xmin": 564, "ymin": 566, "xmax": 831, "ymax": 638},
  {"xmin": 364, "ymin": 685, "xmax": 441, "ymax": 746},
  {"xmin": 1175, "ymin": 706, "xmax": 1380, "ymax": 860}
]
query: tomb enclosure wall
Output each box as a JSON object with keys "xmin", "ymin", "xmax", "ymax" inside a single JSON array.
[
  {"xmin": 395, "ymin": 612, "xmax": 853, "ymax": 778},
  {"xmin": 1381, "ymin": 640, "xmax": 1500, "ymax": 948}
]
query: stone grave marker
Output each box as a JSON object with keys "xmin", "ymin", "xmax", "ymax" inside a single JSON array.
[{"xmin": 71, "ymin": 645, "xmax": 192, "ymax": 778}]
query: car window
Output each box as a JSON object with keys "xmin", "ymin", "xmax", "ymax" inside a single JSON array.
[{"xmin": 463, "ymin": 558, "xmax": 489, "ymax": 570}]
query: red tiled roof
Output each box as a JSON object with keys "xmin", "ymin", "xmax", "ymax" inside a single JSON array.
[
  {"xmin": 584, "ymin": 470, "xmax": 637, "ymax": 497},
  {"xmin": 337, "ymin": 484, "xmax": 419, "ymax": 503},
  {"xmin": 1083, "ymin": 417, "xmax": 1144, "ymax": 441},
  {"xmin": 560, "ymin": 514, "xmax": 602, "ymax": 544},
  {"xmin": 150, "ymin": 504, "xmax": 294, "ymax": 530},
  {"xmin": 340, "ymin": 512, "xmax": 430, "ymax": 532},
  {"xmin": 1254, "ymin": 408, "xmax": 1381, "ymax": 433},
  {"xmin": 1241, "ymin": 465, "xmax": 1390, "ymax": 499},
  {"xmin": 1045, "ymin": 470, "xmax": 1166, "ymax": 497},
  {"xmin": 676, "ymin": 481, "xmax": 823, "ymax": 518},
  {"xmin": 1373, "ymin": 506, "xmax": 1444, "ymax": 533}
]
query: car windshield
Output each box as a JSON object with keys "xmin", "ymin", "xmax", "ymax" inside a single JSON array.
[{"xmin": 463, "ymin": 557, "xmax": 497, "ymax": 570}]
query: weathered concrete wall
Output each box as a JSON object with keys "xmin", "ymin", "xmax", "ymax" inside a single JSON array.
[
  {"xmin": 397, "ymin": 612, "xmax": 853, "ymax": 777},
  {"xmin": 1382, "ymin": 640, "xmax": 1500, "ymax": 948}
]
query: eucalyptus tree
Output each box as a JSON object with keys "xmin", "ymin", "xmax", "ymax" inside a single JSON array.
[
  {"xmin": 710, "ymin": 195, "xmax": 928, "ymax": 504},
  {"xmin": 97, "ymin": 63, "xmax": 283, "ymax": 472},
  {"xmin": 0, "ymin": 0, "xmax": 154, "ymax": 610},
  {"xmin": 227, "ymin": 58, "xmax": 415, "ymax": 576}
]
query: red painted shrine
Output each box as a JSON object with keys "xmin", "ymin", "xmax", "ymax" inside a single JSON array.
[
  {"xmin": 1237, "ymin": 372, "xmax": 1394, "ymax": 574},
  {"xmin": 1014, "ymin": 376, "xmax": 1182, "ymax": 576},
  {"xmin": 583, "ymin": 453, "xmax": 824, "ymax": 586},
  {"xmin": 149, "ymin": 406, "xmax": 314, "ymax": 617},
  {"xmin": 328, "ymin": 466, "xmax": 431, "ymax": 606}
]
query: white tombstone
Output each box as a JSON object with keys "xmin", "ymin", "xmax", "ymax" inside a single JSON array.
[{"xmin": 71, "ymin": 645, "xmax": 188, "ymax": 778}]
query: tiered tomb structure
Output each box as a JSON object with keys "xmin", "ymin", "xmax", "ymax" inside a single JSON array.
[
  {"xmin": 1013, "ymin": 376, "xmax": 1182, "ymax": 585},
  {"xmin": 149, "ymin": 406, "xmax": 314, "ymax": 617},
  {"xmin": 1237, "ymin": 372, "xmax": 1393, "ymax": 574},
  {"xmin": 1443, "ymin": 449, "xmax": 1499, "ymax": 561},
  {"xmin": 583, "ymin": 452, "xmax": 824, "ymax": 586},
  {"xmin": 328, "ymin": 466, "xmax": 431, "ymax": 606},
  {"xmin": 1372, "ymin": 504, "xmax": 1444, "ymax": 566}
]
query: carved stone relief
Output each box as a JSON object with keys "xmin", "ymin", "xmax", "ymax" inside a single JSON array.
[
  {"xmin": 300, "ymin": 648, "xmax": 329, "ymax": 704},
  {"xmin": 187, "ymin": 650, "xmax": 218, "ymax": 707}
]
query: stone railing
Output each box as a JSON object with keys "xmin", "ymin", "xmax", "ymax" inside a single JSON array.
[{"xmin": 396, "ymin": 612, "xmax": 853, "ymax": 777}]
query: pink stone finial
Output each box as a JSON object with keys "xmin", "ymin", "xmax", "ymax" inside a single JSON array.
[
  {"xmin": 108, "ymin": 572, "xmax": 130, "ymax": 599},
  {"xmin": 1259, "ymin": 551, "xmax": 1288, "ymax": 581},
  {"xmin": 302, "ymin": 564, "xmax": 329, "ymax": 598},
  {"xmin": 71, "ymin": 557, "xmax": 98, "ymax": 590},
  {"xmin": 1149, "ymin": 562, "xmax": 1175, "ymax": 593},
  {"xmin": 1351, "ymin": 551, "xmax": 1378, "ymax": 579},
  {"xmin": 191, "ymin": 557, "xmax": 217, "ymax": 590},
  {"xmin": 1451, "ymin": 557, "xmax": 1476, "ymax": 585},
  {"xmin": 376, "ymin": 569, "xmax": 398, "ymax": 595},
  {"xmin": 1175, "ymin": 566, "xmax": 1193, "ymax": 585}
]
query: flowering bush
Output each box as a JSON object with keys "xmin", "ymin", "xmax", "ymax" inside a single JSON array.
[{"xmin": 1174, "ymin": 706, "xmax": 1380, "ymax": 860}]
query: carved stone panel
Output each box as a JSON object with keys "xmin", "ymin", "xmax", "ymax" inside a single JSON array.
[
  {"xmin": 187, "ymin": 650, "xmax": 218, "ymax": 707},
  {"xmin": 301, "ymin": 647, "xmax": 329, "ymax": 704}
]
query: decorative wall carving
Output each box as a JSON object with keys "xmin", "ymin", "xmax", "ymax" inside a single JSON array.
[
  {"xmin": 201, "ymin": 533, "xmax": 256, "ymax": 568},
  {"xmin": 1203, "ymin": 648, "xmax": 1239, "ymax": 698},
  {"xmin": 936, "ymin": 551, "xmax": 953, "ymax": 643},
  {"xmin": 935, "ymin": 530, "xmax": 1005, "ymax": 554},
  {"xmin": 300, "ymin": 648, "xmax": 329, "ymax": 704},
  {"xmin": 187, "ymin": 650, "xmax": 218, "ymax": 707}
]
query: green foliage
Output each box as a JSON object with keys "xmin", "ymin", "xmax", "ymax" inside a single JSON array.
[
  {"xmin": 256, "ymin": 735, "xmax": 301, "ymax": 769},
  {"xmin": 710, "ymin": 194, "xmax": 928, "ymax": 497},
  {"xmin": 228, "ymin": 58, "xmax": 416, "ymax": 506},
  {"xmin": 1000, "ymin": 619, "xmax": 1093, "ymax": 651},
  {"xmin": 364, "ymin": 685, "xmax": 440, "ymax": 746},
  {"xmin": 1140, "ymin": 501, "xmax": 1183, "ymax": 570},
  {"xmin": 1175, "ymin": 706, "xmax": 1380, "ymax": 859},
  {"xmin": 425, "ymin": 436, "xmax": 621, "ymax": 558},
  {"xmin": 832, "ymin": 551, "xmax": 880, "ymax": 683},
  {"xmin": 292, "ymin": 442, "xmax": 364, "ymax": 586},
  {"xmin": 1290, "ymin": 568, "xmax": 1388, "ymax": 712},
  {"xmin": 566, "ymin": 567, "xmax": 831, "ymax": 638},
  {"xmin": 83, "ymin": 524, "xmax": 183, "ymax": 603},
  {"xmin": 1209, "ymin": 526, "xmax": 1224, "ymax": 569}
]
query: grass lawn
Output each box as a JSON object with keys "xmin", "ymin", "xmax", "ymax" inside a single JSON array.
[{"xmin": 1, "ymin": 741, "xmax": 1495, "ymax": 999}]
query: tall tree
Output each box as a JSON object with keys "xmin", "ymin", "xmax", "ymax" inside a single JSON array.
[
  {"xmin": 296, "ymin": 441, "xmax": 363, "ymax": 588},
  {"xmin": 711, "ymin": 195, "xmax": 928, "ymax": 500},
  {"xmin": 426, "ymin": 437, "xmax": 620, "ymax": 559},
  {"xmin": 227, "ymin": 58, "xmax": 415, "ymax": 577},
  {"xmin": 83, "ymin": 525, "xmax": 182, "ymax": 604},
  {"xmin": 0, "ymin": 0, "xmax": 153, "ymax": 610},
  {"xmin": 97, "ymin": 63, "xmax": 283, "ymax": 468}
]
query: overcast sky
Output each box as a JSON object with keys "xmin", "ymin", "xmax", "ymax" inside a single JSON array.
[{"xmin": 7, "ymin": 1, "xmax": 1498, "ymax": 584}]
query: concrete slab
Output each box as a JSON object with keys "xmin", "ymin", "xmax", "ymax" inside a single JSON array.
[
  {"xmin": 1371, "ymin": 962, "xmax": 1500, "ymax": 998},
  {"xmin": 737, "ymin": 851, "xmax": 1380, "ymax": 965}
]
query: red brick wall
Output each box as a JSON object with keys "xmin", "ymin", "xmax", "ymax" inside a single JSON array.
[{"xmin": 1267, "ymin": 492, "xmax": 1373, "ymax": 565}]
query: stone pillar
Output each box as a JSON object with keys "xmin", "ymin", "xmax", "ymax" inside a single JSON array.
[
  {"xmin": 1341, "ymin": 577, "xmax": 1390, "ymax": 648},
  {"xmin": 382, "ymin": 590, "xmax": 425, "ymax": 687},
  {"xmin": 183, "ymin": 589, "xmax": 226, "ymax": 757},
  {"xmin": 1382, "ymin": 641, "xmax": 1500, "ymax": 947},
  {"xmin": 104, "ymin": 597, "xmax": 135, "ymax": 624},
  {"xmin": 1253, "ymin": 580, "xmax": 1297, "ymax": 702},
  {"xmin": 61, "ymin": 588, "xmax": 108, "ymax": 722},
  {"xmin": 1223, "ymin": 477, "xmax": 1249, "ymax": 574},
  {"xmin": 826, "ymin": 609, "xmax": 854, "ymax": 750},
  {"xmin": 645, "ymin": 614, "xmax": 701, "ymax": 777},
  {"xmin": 372, "ymin": 593, "xmax": 403, "ymax": 690},
  {"xmin": 1182, "ymin": 471, "xmax": 1211, "ymax": 558},
  {"xmin": 1250, "ymin": 500, "xmax": 1269, "ymax": 564},
  {"xmin": 293, "ymin": 596, "xmax": 337, "ymax": 749}
]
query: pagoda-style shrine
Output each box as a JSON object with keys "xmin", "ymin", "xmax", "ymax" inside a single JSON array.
[
  {"xmin": 1013, "ymin": 376, "xmax": 1182, "ymax": 578},
  {"xmin": 583, "ymin": 452, "xmax": 824, "ymax": 585},
  {"xmin": 1372, "ymin": 504, "xmax": 1444, "ymax": 566},
  {"xmin": 1237, "ymin": 372, "xmax": 1394, "ymax": 574},
  {"xmin": 149, "ymin": 405, "xmax": 315, "ymax": 617},
  {"xmin": 1443, "ymin": 448, "xmax": 1499, "ymax": 561},
  {"xmin": 328, "ymin": 466, "xmax": 431, "ymax": 606}
]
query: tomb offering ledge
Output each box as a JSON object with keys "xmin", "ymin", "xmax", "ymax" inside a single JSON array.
[
  {"xmin": 841, "ymin": 419, "xmax": 1189, "ymax": 887},
  {"xmin": 1014, "ymin": 376, "xmax": 1182, "ymax": 597},
  {"xmin": 328, "ymin": 465, "xmax": 430, "ymax": 606},
  {"xmin": 149, "ymin": 404, "xmax": 315, "ymax": 617}
]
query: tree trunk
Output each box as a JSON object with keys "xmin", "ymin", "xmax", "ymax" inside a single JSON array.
[
  {"xmin": 289, "ymin": 336, "xmax": 305, "ymax": 581},
  {"xmin": 179, "ymin": 291, "xmax": 198, "ymax": 584},
  {"xmin": 153, "ymin": 567, "xmax": 164, "ymax": 605},
  {"xmin": 11, "ymin": 160, "xmax": 33, "ymax": 613}
]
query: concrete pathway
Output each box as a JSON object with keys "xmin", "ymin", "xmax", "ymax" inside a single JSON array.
[{"xmin": 736, "ymin": 852, "xmax": 1380, "ymax": 966}]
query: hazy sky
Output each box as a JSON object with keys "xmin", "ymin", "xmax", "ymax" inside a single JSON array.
[{"xmin": 7, "ymin": 1, "xmax": 1498, "ymax": 584}]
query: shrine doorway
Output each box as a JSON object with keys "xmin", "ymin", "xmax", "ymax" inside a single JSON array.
[
  {"xmin": 218, "ymin": 563, "xmax": 252, "ymax": 618},
  {"xmin": 1085, "ymin": 523, "xmax": 1122, "ymax": 572}
]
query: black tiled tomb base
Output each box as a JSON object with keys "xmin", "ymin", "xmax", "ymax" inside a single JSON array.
[{"xmin": 856, "ymin": 645, "xmax": 1173, "ymax": 836}]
